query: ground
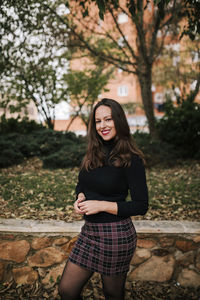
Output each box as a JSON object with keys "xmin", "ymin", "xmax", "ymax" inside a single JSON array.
[
  {"xmin": 0, "ymin": 157, "xmax": 199, "ymax": 222},
  {"xmin": 0, "ymin": 158, "xmax": 199, "ymax": 299},
  {"xmin": 0, "ymin": 273, "xmax": 199, "ymax": 299}
]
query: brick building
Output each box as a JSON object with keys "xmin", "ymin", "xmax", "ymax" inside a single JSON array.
[{"xmin": 54, "ymin": 1, "xmax": 199, "ymax": 135}]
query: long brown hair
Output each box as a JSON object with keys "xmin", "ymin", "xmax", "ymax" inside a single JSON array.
[{"xmin": 81, "ymin": 98, "xmax": 145, "ymax": 170}]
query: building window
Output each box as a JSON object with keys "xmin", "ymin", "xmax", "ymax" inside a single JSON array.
[
  {"xmin": 169, "ymin": 43, "xmax": 180, "ymax": 52},
  {"xmin": 118, "ymin": 85, "xmax": 128, "ymax": 96},
  {"xmin": 154, "ymin": 93, "xmax": 164, "ymax": 112},
  {"xmin": 190, "ymin": 80, "xmax": 197, "ymax": 91},
  {"xmin": 117, "ymin": 13, "xmax": 128, "ymax": 24},
  {"xmin": 191, "ymin": 51, "xmax": 199, "ymax": 63},
  {"xmin": 157, "ymin": 30, "xmax": 162, "ymax": 38},
  {"xmin": 147, "ymin": 2, "xmax": 152, "ymax": 12},
  {"xmin": 118, "ymin": 36, "xmax": 128, "ymax": 47},
  {"xmin": 154, "ymin": 92, "xmax": 164, "ymax": 103},
  {"xmin": 173, "ymin": 55, "xmax": 180, "ymax": 66},
  {"xmin": 98, "ymin": 18, "xmax": 103, "ymax": 27}
]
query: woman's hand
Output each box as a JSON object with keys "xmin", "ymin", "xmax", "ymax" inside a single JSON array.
[
  {"xmin": 74, "ymin": 193, "xmax": 86, "ymax": 214},
  {"xmin": 78, "ymin": 200, "xmax": 102, "ymax": 215}
]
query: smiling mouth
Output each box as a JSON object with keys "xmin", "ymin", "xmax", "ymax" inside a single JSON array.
[{"xmin": 101, "ymin": 130, "xmax": 110, "ymax": 135}]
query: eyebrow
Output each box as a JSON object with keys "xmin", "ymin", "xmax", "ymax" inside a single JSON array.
[{"xmin": 95, "ymin": 115, "xmax": 112, "ymax": 120}]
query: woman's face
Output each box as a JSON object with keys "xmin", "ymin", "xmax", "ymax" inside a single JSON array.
[{"xmin": 95, "ymin": 105, "xmax": 117, "ymax": 141}]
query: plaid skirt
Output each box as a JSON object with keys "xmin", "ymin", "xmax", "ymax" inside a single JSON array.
[{"xmin": 68, "ymin": 217, "xmax": 137, "ymax": 276}]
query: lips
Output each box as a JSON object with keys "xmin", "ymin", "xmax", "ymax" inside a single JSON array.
[{"xmin": 101, "ymin": 130, "xmax": 110, "ymax": 135}]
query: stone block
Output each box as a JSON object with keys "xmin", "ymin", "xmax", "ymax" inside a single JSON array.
[
  {"xmin": 31, "ymin": 237, "xmax": 52, "ymax": 250},
  {"xmin": 60, "ymin": 236, "xmax": 78, "ymax": 254},
  {"xmin": 196, "ymin": 248, "xmax": 200, "ymax": 270},
  {"xmin": 66, "ymin": 236, "xmax": 78, "ymax": 253},
  {"xmin": 38, "ymin": 267, "xmax": 47, "ymax": 278},
  {"xmin": 60, "ymin": 243, "xmax": 69, "ymax": 253},
  {"xmin": 177, "ymin": 268, "xmax": 200, "ymax": 287},
  {"xmin": 159, "ymin": 237, "xmax": 174, "ymax": 247},
  {"xmin": 28, "ymin": 247, "xmax": 67, "ymax": 267},
  {"xmin": 177, "ymin": 251, "xmax": 194, "ymax": 267},
  {"xmin": 137, "ymin": 239, "xmax": 156, "ymax": 249},
  {"xmin": 53, "ymin": 237, "xmax": 69, "ymax": 246},
  {"xmin": 176, "ymin": 240, "xmax": 197, "ymax": 252},
  {"xmin": 42, "ymin": 262, "xmax": 65, "ymax": 286},
  {"xmin": 0, "ymin": 262, "xmax": 6, "ymax": 282},
  {"xmin": 0, "ymin": 234, "xmax": 15, "ymax": 240},
  {"xmin": 129, "ymin": 255, "xmax": 175, "ymax": 282},
  {"xmin": 193, "ymin": 235, "xmax": 200, "ymax": 243},
  {"xmin": 0, "ymin": 240, "xmax": 30, "ymax": 263},
  {"xmin": 131, "ymin": 248, "xmax": 151, "ymax": 265},
  {"xmin": 152, "ymin": 248, "xmax": 170, "ymax": 257},
  {"xmin": 13, "ymin": 266, "xmax": 38, "ymax": 285}
]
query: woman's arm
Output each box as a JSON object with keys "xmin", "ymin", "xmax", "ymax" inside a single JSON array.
[
  {"xmin": 117, "ymin": 154, "xmax": 148, "ymax": 217},
  {"xmin": 75, "ymin": 180, "xmax": 84, "ymax": 199},
  {"xmin": 76, "ymin": 155, "xmax": 148, "ymax": 217},
  {"xmin": 78, "ymin": 200, "xmax": 118, "ymax": 215},
  {"xmin": 74, "ymin": 192, "xmax": 86, "ymax": 214}
]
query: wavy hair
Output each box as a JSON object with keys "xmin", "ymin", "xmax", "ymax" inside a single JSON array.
[{"xmin": 81, "ymin": 98, "xmax": 145, "ymax": 170}]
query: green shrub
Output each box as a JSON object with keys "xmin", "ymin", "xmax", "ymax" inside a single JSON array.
[
  {"xmin": 0, "ymin": 123, "xmax": 86, "ymax": 168},
  {"xmin": 37, "ymin": 130, "xmax": 77, "ymax": 156},
  {"xmin": 156, "ymin": 95, "xmax": 200, "ymax": 158},
  {"xmin": 0, "ymin": 136, "xmax": 24, "ymax": 167},
  {"xmin": 18, "ymin": 136, "xmax": 40, "ymax": 157},
  {"xmin": 133, "ymin": 131, "xmax": 178, "ymax": 167},
  {"xmin": 0, "ymin": 134, "xmax": 25, "ymax": 167},
  {"xmin": 0, "ymin": 116, "xmax": 45, "ymax": 134},
  {"xmin": 43, "ymin": 143, "xmax": 86, "ymax": 169}
]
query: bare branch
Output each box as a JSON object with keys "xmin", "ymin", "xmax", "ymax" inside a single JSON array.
[{"xmin": 107, "ymin": 5, "xmax": 137, "ymax": 61}]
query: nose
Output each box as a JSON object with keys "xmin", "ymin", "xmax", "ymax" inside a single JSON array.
[{"xmin": 100, "ymin": 120, "xmax": 106, "ymax": 128}]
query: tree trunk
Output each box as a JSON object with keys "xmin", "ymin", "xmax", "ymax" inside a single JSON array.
[
  {"xmin": 66, "ymin": 113, "xmax": 78, "ymax": 131},
  {"xmin": 46, "ymin": 117, "xmax": 54, "ymax": 129},
  {"xmin": 137, "ymin": 67, "xmax": 157, "ymax": 139}
]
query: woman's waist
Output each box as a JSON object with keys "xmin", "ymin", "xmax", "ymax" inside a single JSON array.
[
  {"xmin": 83, "ymin": 211, "xmax": 127, "ymax": 223},
  {"xmin": 81, "ymin": 216, "xmax": 136, "ymax": 238},
  {"xmin": 85, "ymin": 193, "xmax": 126, "ymax": 202}
]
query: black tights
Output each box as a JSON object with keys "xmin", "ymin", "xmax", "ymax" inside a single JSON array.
[{"xmin": 58, "ymin": 260, "xmax": 127, "ymax": 300}]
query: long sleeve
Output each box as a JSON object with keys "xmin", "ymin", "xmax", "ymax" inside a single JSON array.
[
  {"xmin": 75, "ymin": 177, "xmax": 84, "ymax": 199},
  {"xmin": 117, "ymin": 155, "xmax": 148, "ymax": 217}
]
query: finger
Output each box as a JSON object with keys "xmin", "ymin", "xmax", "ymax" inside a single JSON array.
[
  {"xmin": 78, "ymin": 202, "xmax": 86, "ymax": 208},
  {"xmin": 74, "ymin": 202, "xmax": 84, "ymax": 214},
  {"xmin": 75, "ymin": 206, "xmax": 84, "ymax": 214},
  {"xmin": 77, "ymin": 198, "xmax": 84, "ymax": 204}
]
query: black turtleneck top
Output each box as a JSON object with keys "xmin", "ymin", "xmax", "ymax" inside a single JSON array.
[{"xmin": 76, "ymin": 139, "xmax": 148, "ymax": 223}]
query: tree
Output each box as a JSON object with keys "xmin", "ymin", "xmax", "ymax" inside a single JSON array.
[
  {"xmin": 46, "ymin": 0, "xmax": 185, "ymax": 138},
  {"xmin": 176, "ymin": 0, "xmax": 200, "ymax": 40},
  {"xmin": 0, "ymin": 0, "xmax": 69, "ymax": 128},
  {"xmin": 75, "ymin": 0, "xmax": 200, "ymax": 41},
  {"xmin": 0, "ymin": 0, "xmax": 188, "ymax": 136},
  {"xmin": 153, "ymin": 34, "xmax": 200, "ymax": 102},
  {"xmin": 65, "ymin": 61, "xmax": 114, "ymax": 130}
]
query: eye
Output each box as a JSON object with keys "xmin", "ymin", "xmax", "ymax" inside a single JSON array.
[
  {"xmin": 106, "ymin": 118, "xmax": 112, "ymax": 122},
  {"xmin": 95, "ymin": 120, "xmax": 100, "ymax": 123}
]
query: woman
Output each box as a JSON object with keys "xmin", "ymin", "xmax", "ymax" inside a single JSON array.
[{"xmin": 59, "ymin": 98, "xmax": 148, "ymax": 300}]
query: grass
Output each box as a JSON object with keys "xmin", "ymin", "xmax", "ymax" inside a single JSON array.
[
  {"xmin": 1, "ymin": 170, "xmax": 76, "ymax": 208},
  {"xmin": 0, "ymin": 157, "xmax": 199, "ymax": 222},
  {"xmin": 142, "ymin": 160, "xmax": 200, "ymax": 221}
]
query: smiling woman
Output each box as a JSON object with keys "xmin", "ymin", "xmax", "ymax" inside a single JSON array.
[
  {"xmin": 59, "ymin": 98, "xmax": 149, "ymax": 300},
  {"xmin": 95, "ymin": 105, "xmax": 117, "ymax": 141}
]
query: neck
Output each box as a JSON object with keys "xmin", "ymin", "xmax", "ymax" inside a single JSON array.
[
  {"xmin": 102, "ymin": 137, "xmax": 116, "ymax": 145},
  {"xmin": 101, "ymin": 137, "xmax": 116, "ymax": 153}
]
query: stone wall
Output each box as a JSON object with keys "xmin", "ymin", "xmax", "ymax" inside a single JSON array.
[{"xmin": 0, "ymin": 219, "xmax": 200, "ymax": 292}]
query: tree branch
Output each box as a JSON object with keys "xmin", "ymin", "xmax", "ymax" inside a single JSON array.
[{"xmin": 107, "ymin": 5, "xmax": 137, "ymax": 61}]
